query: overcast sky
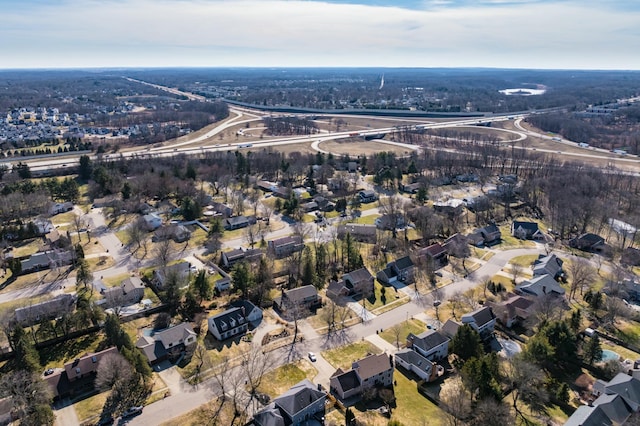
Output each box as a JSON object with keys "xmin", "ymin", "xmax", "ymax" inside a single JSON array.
[{"xmin": 2, "ymin": 0, "xmax": 638, "ymax": 70}]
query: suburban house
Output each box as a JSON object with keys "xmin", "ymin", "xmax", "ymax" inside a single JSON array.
[
  {"xmin": 433, "ymin": 199, "xmax": 465, "ymax": 217},
  {"xmin": 312, "ymin": 195, "xmax": 335, "ymax": 212},
  {"xmin": 208, "ymin": 263, "xmax": 232, "ymax": 293},
  {"xmin": 267, "ymin": 235, "xmax": 305, "ymax": 259},
  {"xmin": 569, "ymin": 233, "xmax": 605, "ymax": 252},
  {"xmin": 220, "ymin": 248, "xmax": 263, "ymax": 270},
  {"xmin": 532, "ymin": 254, "xmax": 564, "ymax": 278},
  {"xmin": 275, "ymin": 285, "xmax": 321, "ymax": 315},
  {"xmin": 358, "ymin": 190, "xmax": 378, "ymax": 203},
  {"xmin": 461, "ymin": 306, "xmax": 496, "ymax": 340},
  {"xmin": 223, "ymin": 215, "xmax": 250, "ymax": 231},
  {"xmin": 49, "ymin": 201, "xmax": 74, "ymax": 216},
  {"xmin": 516, "ymin": 274, "xmax": 566, "ymax": 298},
  {"xmin": 229, "ymin": 299, "xmax": 263, "ymax": 323},
  {"xmin": 566, "ymin": 372, "xmax": 640, "ymax": 426},
  {"xmin": 207, "ymin": 307, "xmax": 249, "ymax": 341},
  {"xmin": 329, "ymin": 353, "xmax": 394, "ymax": 400},
  {"xmin": 376, "ymin": 256, "xmax": 415, "ymax": 285},
  {"xmin": 45, "ymin": 347, "xmax": 119, "ymax": 401},
  {"xmin": 98, "ymin": 276, "xmax": 145, "ymax": 309},
  {"xmin": 153, "ymin": 224, "xmax": 191, "ymax": 243},
  {"xmin": 440, "ymin": 319, "xmax": 461, "ymax": 339},
  {"xmin": 417, "ymin": 243, "xmax": 448, "ymax": 268},
  {"xmin": 375, "ymin": 213, "xmax": 406, "ymax": 231},
  {"xmin": 622, "ymin": 279, "xmax": 640, "ymax": 301},
  {"xmin": 337, "ymin": 223, "xmax": 377, "ymax": 243},
  {"xmin": 20, "ymin": 249, "xmax": 74, "ymax": 274},
  {"xmin": 301, "ymin": 200, "xmax": 319, "ymax": 212},
  {"xmin": 64, "ymin": 347, "xmax": 118, "ymax": 383},
  {"xmin": 33, "ymin": 218, "xmax": 55, "ymax": 235},
  {"xmin": 511, "ymin": 221, "xmax": 544, "ymax": 240},
  {"xmin": 487, "ymin": 294, "xmax": 535, "ymax": 328},
  {"xmin": 401, "ymin": 182, "xmax": 422, "ymax": 194},
  {"xmin": 142, "ymin": 213, "xmax": 163, "ymax": 231},
  {"xmin": 395, "ymin": 349, "xmax": 444, "ymax": 383},
  {"xmin": 341, "ymin": 267, "xmax": 375, "ymax": 295},
  {"xmin": 135, "ymin": 322, "xmax": 197, "ymax": 365},
  {"xmin": 152, "ymin": 262, "xmax": 194, "ymax": 289},
  {"xmin": 406, "ymin": 330, "xmax": 450, "ymax": 361},
  {"xmin": 15, "ymin": 294, "xmax": 76, "ymax": 326},
  {"xmin": 468, "ymin": 224, "xmax": 502, "ymax": 247},
  {"xmin": 209, "ymin": 202, "xmax": 233, "ymax": 217},
  {"xmin": 253, "ymin": 379, "xmax": 326, "ymax": 426}
]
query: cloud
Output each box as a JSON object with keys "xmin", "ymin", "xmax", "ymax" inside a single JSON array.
[{"xmin": 0, "ymin": 0, "xmax": 638, "ymax": 69}]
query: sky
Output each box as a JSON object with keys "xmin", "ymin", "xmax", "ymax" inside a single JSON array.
[{"xmin": 1, "ymin": 0, "xmax": 639, "ymax": 70}]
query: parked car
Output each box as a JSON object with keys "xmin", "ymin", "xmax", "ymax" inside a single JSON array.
[
  {"xmin": 122, "ymin": 406, "xmax": 143, "ymax": 417},
  {"xmin": 308, "ymin": 352, "xmax": 317, "ymax": 362},
  {"xmin": 44, "ymin": 368, "xmax": 54, "ymax": 376}
]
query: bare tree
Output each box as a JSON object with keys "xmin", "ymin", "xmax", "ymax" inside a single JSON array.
[
  {"xmin": 391, "ymin": 324, "xmax": 403, "ymax": 349},
  {"xmin": 190, "ymin": 343, "xmax": 211, "ymax": 385},
  {"xmin": 260, "ymin": 202, "xmax": 274, "ymax": 227},
  {"xmin": 247, "ymin": 189, "xmax": 261, "ymax": 216},
  {"xmin": 153, "ymin": 237, "xmax": 174, "ymax": 271},
  {"xmin": 470, "ymin": 398, "xmax": 513, "ymax": 426},
  {"xmin": 230, "ymin": 191, "xmax": 245, "ymax": 216},
  {"xmin": 95, "ymin": 352, "xmax": 134, "ymax": 390},
  {"xmin": 567, "ymin": 257, "xmax": 597, "ymax": 299},
  {"xmin": 241, "ymin": 346, "xmax": 276, "ymax": 407},
  {"xmin": 527, "ymin": 294, "xmax": 564, "ymax": 326},
  {"xmin": 449, "ymin": 291, "xmax": 465, "ymax": 320},
  {"xmin": 72, "ymin": 212, "xmax": 88, "ymax": 243},
  {"xmin": 440, "ymin": 376, "xmax": 471, "ymax": 426},
  {"xmin": 0, "ymin": 370, "xmax": 54, "ymax": 424},
  {"xmin": 126, "ymin": 218, "xmax": 148, "ymax": 257},
  {"xmin": 509, "ymin": 262, "xmax": 523, "ymax": 284},
  {"xmin": 377, "ymin": 195, "xmax": 406, "ymax": 239},
  {"xmin": 243, "ymin": 224, "xmax": 259, "ymax": 249},
  {"xmin": 504, "ymin": 355, "xmax": 549, "ymax": 422}
]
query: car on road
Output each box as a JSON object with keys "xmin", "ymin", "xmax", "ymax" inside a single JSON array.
[
  {"xmin": 433, "ymin": 300, "xmax": 442, "ymax": 307},
  {"xmin": 44, "ymin": 368, "xmax": 54, "ymax": 376},
  {"xmin": 122, "ymin": 406, "xmax": 143, "ymax": 418},
  {"xmin": 308, "ymin": 352, "xmax": 317, "ymax": 362}
]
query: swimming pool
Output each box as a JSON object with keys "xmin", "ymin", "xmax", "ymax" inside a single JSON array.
[{"xmin": 601, "ymin": 349, "xmax": 620, "ymax": 362}]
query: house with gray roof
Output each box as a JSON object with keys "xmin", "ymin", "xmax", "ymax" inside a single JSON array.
[
  {"xmin": 64, "ymin": 347, "xmax": 118, "ymax": 383},
  {"xmin": 229, "ymin": 299, "xmax": 263, "ymax": 323},
  {"xmin": 152, "ymin": 261, "xmax": 193, "ymax": 289},
  {"xmin": 223, "ymin": 215, "xmax": 250, "ymax": 231},
  {"xmin": 136, "ymin": 322, "xmax": 197, "ymax": 365},
  {"xmin": 268, "ymin": 235, "xmax": 304, "ymax": 259},
  {"xmin": 253, "ymin": 379, "xmax": 326, "ymax": 426},
  {"xmin": 220, "ymin": 247, "xmax": 263, "ymax": 270},
  {"xmin": 98, "ymin": 276, "xmax": 145, "ymax": 309},
  {"xmin": 207, "ymin": 307, "xmax": 249, "ymax": 341},
  {"xmin": 406, "ymin": 329, "xmax": 450, "ymax": 361},
  {"xmin": 564, "ymin": 405, "xmax": 612, "ymax": 426},
  {"xmin": 516, "ymin": 274, "xmax": 566, "ymax": 298},
  {"xmin": 511, "ymin": 220, "xmax": 543, "ymax": 240},
  {"xmin": 329, "ymin": 353, "xmax": 394, "ymax": 400},
  {"xmin": 461, "ymin": 306, "xmax": 496, "ymax": 341},
  {"xmin": 15, "ymin": 294, "xmax": 76, "ymax": 326},
  {"xmin": 337, "ymin": 223, "xmax": 377, "ymax": 243},
  {"xmin": 533, "ymin": 254, "xmax": 564, "ymax": 279},
  {"xmin": 275, "ymin": 285, "xmax": 321, "ymax": 316},
  {"xmin": 20, "ymin": 249, "xmax": 74, "ymax": 274}
]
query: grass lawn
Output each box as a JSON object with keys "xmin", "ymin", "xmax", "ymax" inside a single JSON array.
[
  {"xmin": 358, "ymin": 281, "xmax": 399, "ymax": 312},
  {"xmin": 102, "ymin": 273, "xmax": 132, "ymax": 287},
  {"xmin": 379, "ymin": 319, "xmax": 426, "ymax": 349},
  {"xmin": 613, "ymin": 320, "xmax": 640, "ymax": 347},
  {"xmin": 600, "ymin": 339, "xmax": 640, "ymax": 362},
  {"xmin": 144, "ymin": 287, "xmax": 161, "ymax": 304},
  {"xmin": 0, "ymin": 270, "xmax": 52, "ymax": 294},
  {"xmin": 71, "ymin": 235, "xmax": 107, "ymax": 256},
  {"xmin": 322, "ymin": 341, "xmax": 382, "ymax": 370},
  {"xmin": 498, "ymin": 225, "xmax": 536, "ymax": 248},
  {"xmin": 74, "ymin": 391, "xmax": 109, "ymax": 422},
  {"xmin": 40, "ymin": 333, "xmax": 103, "ymax": 369},
  {"xmin": 350, "ymin": 214, "xmax": 379, "ymax": 225},
  {"xmin": 489, "ymin": 274, "xmax": 516, "ymax": 292},
  {"xmin": 86, "ymin": 255, "xmax": 116, "ymax": 272},
  {"xmin": 0, "ymin": 294, "xmax": 49, "ymax": 313},
  {"xmin": 256, "ymin": 360, "xmax": 317, "ymax": 398},
  {"xmin": 51, "ymin": 211, "xmax": 77, "ymax": 226},
  {"xmin": 389, "ymin": 372, "xmax": 444, "ymax": 426},
  {"xmin": 509, "ymin": 254, "xmax": 539, "ymax": 267},
  {"xmin": 10, "ymin": 238, "xmax": 42, "ymax": 258}
]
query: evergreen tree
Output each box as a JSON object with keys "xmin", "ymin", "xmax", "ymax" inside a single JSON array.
[
  {"xmin": 451, "ymin": 324, "xmax": 483, "ymax": 364},
  {"xmin": 10, "ymin": 324, "xmax": 41, "ymax": 372},
  {"xmin": 584, "ymin": 335, "xmax": 603, "ymax": 365}
]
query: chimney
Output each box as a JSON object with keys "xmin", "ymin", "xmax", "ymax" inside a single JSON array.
[{"xmin": 542, "ymin": 285, "xmax": 547, "ymax": 294}]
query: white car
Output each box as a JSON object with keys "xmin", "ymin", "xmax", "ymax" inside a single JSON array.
[{"xmin": 308, "ymin": 352, "xmax": 317, "ymax": 362}]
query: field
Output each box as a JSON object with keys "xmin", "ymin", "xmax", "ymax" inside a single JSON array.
[{"xmin": 319, "ymin": 140, "xmax": 415, "ymax": 156}]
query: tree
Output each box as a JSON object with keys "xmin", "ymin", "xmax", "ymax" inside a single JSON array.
[
  {"xmin": 451, "ymin": 324, "xmax": 483, "ymax": 364},
  {"xmin": 126, "ymin": 218, "xmax": 147, "ymax": 257},
  {"xmin": 76, "ymin": 258, "xmax": 93, "ymax": 289},
  {"xmin": 391, "ymin": 324, "xmax": 403, "ymax": 349},
  {"xmin": 504, "ymin": 355, "xmax": 549, "ymax": 422},
  {"xmin": 583, "ymin": 334, "xmax": 603, "ymax": 365},
  {"xmin": 345, "ymin": 407, "xmax": 356, "ymax": 425},
  {"xmin": 180, "ymin": 196, "xmax": 202, "ymax": 221},
  {"xmin": 14, "ymin": 162, "xmax": 31, "ymax": 179},
  {"xmin": 9, "ymin": 324, "xmax": 41, "ymax": 373},
  {"xmin": 460, "ymin": 354, "xmax": 502, "ymax": 401},
  {"xmin": 0, "ymin": 370, "xmax": 54, "ymax": 425},
  {"xmin": 470, "ymin": 398, "xmax": 513, "ymax": 426},
  {"xmin": 568, "ymin": 257, "xmax": 597, "ymax": 299},
  {"xmin": 192, "ymin": 270, "xmax": 211, "ymax": 304},
  {"xmin": 95, "ymin": 352, "xmax": 134, "ymax": 390},
  {"xmin": 509, "ymin": 262, "xmax": 523, "ymax": 284},
  {"xmin": 78, "ymin": 155, "xmax": 93, "ymax": 180},
  {"xmin": 244, "ymin": 224, "xmax": 259, "ymax": 249},
  {"xmin": 153, "ymin": 237, "xmax": 174, "ymax": 271},
  {"xmin": 232, "ymin": 262, "xmax": 253, "ymax": 299},
  {"xmin": 73, "ymin": 213, "xmax": 88, "ymax": 243},
  {"xmin": 377, "ymin": 195, "xmax": 406, "ymax": 239},
  {"xmin": 440, "ymin": 376, "xmax": 471, "ymax": 426}
]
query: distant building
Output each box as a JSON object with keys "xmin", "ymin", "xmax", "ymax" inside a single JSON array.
[
  {"xmin": 358, "ymin": 190, "xmax": 377, "ymax": 203},
  {"xmin": 532, "ymin": 254, "xmax": 564, "ymax": 278},
  {"xmin": 516, "ymin": 274, "xmax": 566, "ymax": 298},
  {"xmin": 395, "ymin": 349, "xmax": 443, "ymax": 382},
  {"xmin": 223, "ymin": 216, "xmax": 250, "ymax": 231},
  {"xmin": 152, "ymin": 262, "xmax": 193, "ymax": 289},
  {"xmin": 376, "ymin": 256, "xmax": 415, "ymax": 285},
  {"xmin": 275, "ymin": 285, "xmax": 321, "ymax": 315}
]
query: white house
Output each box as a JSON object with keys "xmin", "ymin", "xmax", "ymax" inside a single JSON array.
[
  {"xmin": 461, "ymin": 306, "xmax": 496, "ymax": 340},
  {"xmin": 406, "ymin": 330, "xmax": 450, "ymax": 361},
  {"xmin": 207, "ymin": 307, "xmax": 249, "ymax": 341},
  {"xmin": 395, "ymin": 348, "xmax": 443, "ymax": 382},
  {"xmin": 229, "ymin": 299, "xmax": 263, "ymax": 323}
]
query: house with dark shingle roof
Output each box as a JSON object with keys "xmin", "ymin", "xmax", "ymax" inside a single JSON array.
[
  {"xmin": 487, "ymin": 294, "xmax": 535, "ymax": 328},
  {"xmin": 136, "ymin": 322, "xmax": 197, "ymax": 365},
  {"xmin": 406, "ymin": 330, "xmax": 450, "ymax": 361},
  {"xmin": 569, "ymin": 233, "xmax": 605, "ymax": 252},
  {"xmin": 376, "ymin": 256, "xmax": 415, "ymax": 285},
  {"xmin": 395, "ymin": 349, "xmax": 443, "ymax": 382},
  {"xmin": 330, "ymin": 353, "xmax": 394, "ymax": 400},
  {"xmin": 342, "ymin": 267, "xmax": 375, "ymax": 296},
  {"xmin": 223, "ymin": 215, "xmax": 250, "ymax": 230},
  {"xmin": 511, "ymin": 220, "xmax": 543, "ymax": 240},
  {"xmin": 461, "ymin": 306, "xmax": 496, "ymax": 340},
  {"xmin": 564, "ymin": 405, "xmax": 613, "ymax": 426},
  {"xmin": 207, "ymin": 307, "xmax": 249, "ymax": 341},
  {"xmin": 268, "ymin": 235, "xmax": 304, "ymax": 259},
  {"xmin": 253, "ymin": 379, "xmax": 326, "ymax": 426},
  {"xmin": 15, "ymin": 294, "xmax": 76, "ymax": 326},
  {"xmin": 275, "ymin": 285, "xmax": 321, "ymax": 316},
  {"xmin": 417, "ymin": 243, "xmax": 448, "ymax": 268},
  {"xmin": 64, "ymin": 347, "xmax": 118, "ymax": 383}
]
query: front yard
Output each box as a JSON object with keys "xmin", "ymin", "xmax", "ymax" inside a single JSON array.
[
  {"xmin": 322, "ymin": 341, "xmax": 383, "ymax": 370},
  {"xmin": 379, "ymin": 319, "xmax": 426, "ymax": 349}
]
